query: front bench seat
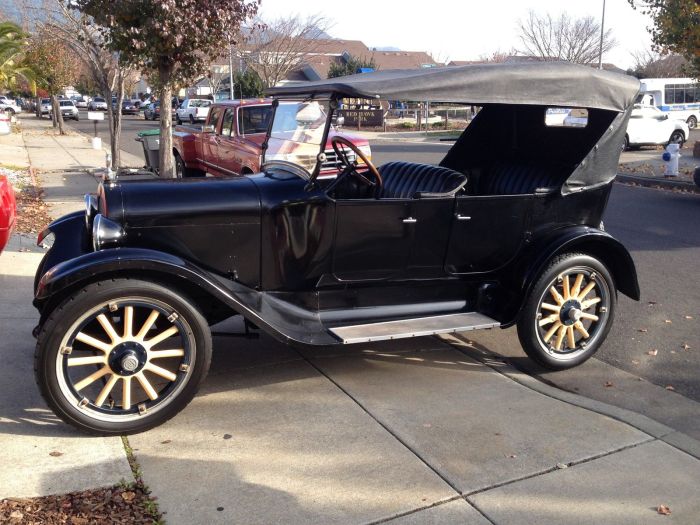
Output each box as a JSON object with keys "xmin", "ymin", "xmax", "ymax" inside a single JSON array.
[{"xmin": 377, "ymin": 162, "xmax": 467, "ymax": 199}]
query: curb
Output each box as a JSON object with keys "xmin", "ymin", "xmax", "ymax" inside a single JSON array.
[
  {"xmin": 440, "ymin": 335, "xmax": 700, "ymax": 461},
  {"xmin": 616, "ymin": 172, "xmax": 700, "ymax": 193}
]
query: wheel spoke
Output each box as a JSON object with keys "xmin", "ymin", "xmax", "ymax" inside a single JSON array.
[
  {"xmin": 543, "ymin": 321, "xmax": 562, "ymax": 343},
  {"xmin": 136, "ymin": 373, "xmax": 158, "ymax": 400},
  {"xmin": 566, "ymin": 326, "xmax": 576, "ymax": 349},
  {"xmin": 75, "ymin": 332, "xmax": 112, "ymax": 353},
  {"xmin": 145, "ymin": 326, "xmax": 179, "ymax": 349},
  {"xmin": 122, "ymin": 377, "xmax": 132, "ymax": 410},
  {"xmin": 74, "ymin": 366, "xmax": 110, "ymax": 391},
  {"xmin": 123, "ymin": 306, "xmax": 134, "ymax": 338},
  {"xmin": 149, "ymin": 349, "xmax": 185, "ymax": 360},
  {"xmin": 574, "ymin": 321, "xmax": 590, "ymax": 338},
  {"xmin": 540, "ymin": 303, "xmax": 560, "ymax": 313},
  {"xmin": 581, "ymin": 297, "xmax": 601, "ymax": 310},
  {"xmin": 67, "ymin": 355, "xmax": 106, "ymax": 367},
  {"xmin": 538, "ymin": 314, "xmax": 559, "ymax": 327},
  {"xmin": 562, "ymin": 275, "xmax": 570, "ymax": 300},
  {"xmin": 97, "ymin": 314, "xmax": 120, "ymax": 344},
  {"xmin": 144, "ymin": 362, "xmax": 177, "ymax": 382},
  {"xmin": 136, "ymin": 310, "xmax": 159, "ymax": 341},
  {"xmin": 554, "ymin": 325, "xmax": 566, "ymax": 350},
  {"xmin": 549, "ymin": 286, "xmax": 564, "ymax": 305},
  {"xmin": 579, "ymin": 312, "xmax": 599, "ymax": 322},
  {"xmin": 95, "ymin": 374, "xmax": 119, "ymax": 406},
  {"xmin": 577, "ymin": 281, "xmax": 596, "ymax": 300},
  {"xmin": 571, "ymin": 274, "xmax": 584, "ymax": 298}
]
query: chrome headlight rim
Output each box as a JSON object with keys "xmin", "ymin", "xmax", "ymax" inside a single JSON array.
[
  {"xmin": 84, "ymin": 194, "xmax": 98, "ymax": 230},
  {"xmin": 92, "ymin": 213, "xmax": 124, "ymax": 251}
]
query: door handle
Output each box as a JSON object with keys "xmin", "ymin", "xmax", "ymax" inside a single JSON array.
[
  {"xmin": 455, "ymin": 214, "xmax": 472, "ymax": 221},
  {"xmin": 402, "ymin": 217, "xmax": 417, "ymax": 224}
]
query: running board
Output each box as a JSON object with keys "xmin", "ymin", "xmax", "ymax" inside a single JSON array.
[{"xmin": 329, "ymin": 312, "xmax": 500, "ymax": 344}]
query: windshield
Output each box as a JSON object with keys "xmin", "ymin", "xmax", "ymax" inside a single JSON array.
[{"xmin": 264, "ymin": 100, "xmax": 329, "ymax": 176}]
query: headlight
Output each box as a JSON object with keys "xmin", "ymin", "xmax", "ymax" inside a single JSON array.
[
  {"xmin": 84, "ymin": 193, "xmax": 98, "ymax": 229},
  {"xmin": 92, "ymin": 214, "xmax": 124, "ymax": 251}
]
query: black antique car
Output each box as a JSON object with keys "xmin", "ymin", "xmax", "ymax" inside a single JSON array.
[{"xmin": 33, "ymin": 63, "xmax": 641, "ymax": 434}]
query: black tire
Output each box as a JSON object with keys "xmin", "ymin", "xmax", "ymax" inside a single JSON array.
[
  {"xmin": 668, "ymin": 130, "xmax": 685, "ymax": 147},
  {"xmin": 6, "ymin": 108, "xmax": 15, "ymax": 116},
  {"xmin": 694, "ymin": 167, "xmax": 700, "ymax": 188},
  {"xmin": 687, "ymin": 116, "xmax": 697, "ymax": 129},
  {"xmin": 174, "ymin": 152, "xmax": 204, "ymax": 178},
  {"xmin": 623, "ymin": 135, "xmax": 629, "ymax": 151},
  {"xmin": 176, "ymin": 115, "xmax": 182, "ymax": 125},
  {"xmin": 74, "ymin": 115, "xmax": 80, "ymax": 121},
  {"xmin": 517, "ymin": 253, "xmax": 616, "ymax": 370},
  {"xmin": 35, "ymin": 279, "xmax": 212, "ymax": 435},
  {"xmin": 189, "ymin": 114, "xmax": 195, "ymax": 124}
]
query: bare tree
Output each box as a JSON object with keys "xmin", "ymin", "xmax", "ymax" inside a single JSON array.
[
  {"xmin": 517, "ymin": 11, "xmax": 616, "ymax": 65},
  {"xmin": 477, "ymin": 49, "xmax": 516, "ymax": 63},
  {"xmin": 206, "ymin": 63, "xmax": 229, "ymax": 100},
  {"xmin": 630, "ymin": 49, "xmax": 687, "ymax": 78},
  {"xmin": 240, "ymin": 14, "xmax": 332, "ymax": 88},
  {"xmin": 41, "ymin": 0, "xmax": 133, "ymax": 169}
]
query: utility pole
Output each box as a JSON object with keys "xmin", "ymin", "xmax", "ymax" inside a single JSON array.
[
  {"xmin": 228, "ymin": 37, "xmax": 235, "ymax": 100},
  {"xmin": 598, "ymin": 0, "xmax": 606, "ymax": 70}
]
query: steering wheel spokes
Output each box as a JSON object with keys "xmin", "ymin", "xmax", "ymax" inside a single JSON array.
[{"xmin": 330, "ymin": 136, "xmax": 382, "ymax": 193}]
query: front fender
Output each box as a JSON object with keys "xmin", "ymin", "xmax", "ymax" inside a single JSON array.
[{"xmin": 502, "ymin": 226, "xmax": 640, "ymax": 327}]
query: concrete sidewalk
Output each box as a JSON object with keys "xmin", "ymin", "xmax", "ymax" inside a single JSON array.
[{"xmin": 1, "ymin": 114, "xmax": 699, "ymax": 524}]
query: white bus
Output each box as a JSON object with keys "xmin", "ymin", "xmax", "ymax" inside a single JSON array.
[{"xmin": 639, "ymin": 77, "xmax": 699, "ymax": 129}]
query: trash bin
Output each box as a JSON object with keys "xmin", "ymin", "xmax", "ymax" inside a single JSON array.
[{"xmin": 135, "ymin": 129, "xmax": 161, "ymax": 172}]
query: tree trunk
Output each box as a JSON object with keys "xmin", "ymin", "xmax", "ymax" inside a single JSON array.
[
  {"xmin": 50, "ymin": 95, "xmax": 65, "ymax": 134},
  {"xmin": 159, "ymin": 83, "xmax": 175, "ymax": 178},
  {"xmin": 110, "ymin": 72, "xmax": 125, "ymax": 170},
  {"xmin": 103, "ymin": 86, "xmax": 114, "ymax": 169}
]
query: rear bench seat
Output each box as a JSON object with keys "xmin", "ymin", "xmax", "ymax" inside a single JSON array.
[{"xmin": 477, "ymin": 159, "xmax": 570, "ymax": 195}]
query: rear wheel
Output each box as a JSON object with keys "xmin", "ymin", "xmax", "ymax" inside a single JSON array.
[
  {"xmin": 687, "ymin": 116, "xmax": 697, "ymax": 129},
  {"xmin": 176, "ymin": 114, "xmax": 182, "ymax": 125},
  {"xmin": 174, "ymin": 153, "xmax": 205, "ymax": 178},
  {"xmin": 623, "ymin": 135, "xmax": 629, "ymax": 151},
  {"xmin": 35, "ymin": 279, "xmax": 212, "ymax": 435},
  {"xmin": 668, "ymin": 130, "xmax": 685, "ymax": 147},
  {"xmin": 517, "ymin": 253, "xmax": 616, "ymax": 370},
  {"xmin": 189, "ymin": 114, "xmax": 195, "ymax": 124}
]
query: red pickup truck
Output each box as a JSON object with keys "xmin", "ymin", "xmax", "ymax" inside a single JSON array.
[{"xmin": 172, "ymin": 98, "xmax": 370, "ymax": 178}]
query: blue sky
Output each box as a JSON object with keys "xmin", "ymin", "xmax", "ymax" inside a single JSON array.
[{"xmin": 257, "ymin": 0, "xmax": 654, "ymax": 69}]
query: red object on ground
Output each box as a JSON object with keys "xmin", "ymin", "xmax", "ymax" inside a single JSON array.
[{"xmin": 0, "ymin": 175, "xmax": 16, "ymax": 253}]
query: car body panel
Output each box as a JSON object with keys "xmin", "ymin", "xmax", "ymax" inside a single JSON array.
[
  {"xmin": 626, "ymin": 104, "xmax": 689, "ymax": 146},
  {"xmin": 0, "ymin": 175, "xmax": 16, "ymax": 253}
]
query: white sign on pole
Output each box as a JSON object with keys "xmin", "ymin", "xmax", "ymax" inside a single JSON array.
[{"xmin": 87, "ymin": 111, "xmax": 104, "ymax": 121}]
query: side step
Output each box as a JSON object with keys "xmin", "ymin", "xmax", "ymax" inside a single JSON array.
[{"xmin": 329, "ymin": 312, "xmax": 500, "ymax": 344}]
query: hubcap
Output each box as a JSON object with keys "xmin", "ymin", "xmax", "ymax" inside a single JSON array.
[
  {"xmin": 535, "ymin": 268, "xmax": 609, "ymax": 359},
  {"xmin": 56, "ymin": 298, "xmax": 195, "ymax": 422}
]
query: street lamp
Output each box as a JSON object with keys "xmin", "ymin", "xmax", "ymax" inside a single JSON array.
[{"xmin": 598, "ymin": 0, "xmax": 606, "ymax": 70}]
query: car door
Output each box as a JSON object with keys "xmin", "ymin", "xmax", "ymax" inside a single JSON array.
[
  {"xmin": 201, "ymin": 106, "xmax": 224, "ymax": 174},
  {"xmin": 214, "ymin": 107, "xmax": 240, "ymax": 175},
  {"xmin": 445, "ymin": 195, "xmax": 532, "ymax": 274}
]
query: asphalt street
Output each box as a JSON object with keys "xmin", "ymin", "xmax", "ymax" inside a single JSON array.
[{"xmin": 65, "ymin": 114, "xmax": 700, "ymax": 402}]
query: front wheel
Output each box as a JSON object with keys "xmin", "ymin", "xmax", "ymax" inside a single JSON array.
[
  {"xmin": 687, "ymin": 116, "xmax": 697, "ymax": 129},
  {"xmin": 35, "ymin": 279, "xmax": 212, "ymax": 435},
  {"xmin": 517, "ymin": 253, "xmax": 616, "ymax": 370},
  {"xmin": 189, "ymin": 114, "xmax": 195, "ymax": 124}
]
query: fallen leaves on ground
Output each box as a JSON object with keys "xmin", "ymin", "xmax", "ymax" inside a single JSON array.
[
  {"xmin": 665, "ymin": 385, "xmax": 675, "ymax": 391},
  {"xmin": 637, "ymin": 328, "xmax": 648, "ymax": 333},
  {"xmin": 664, "ymin": 319, "xmax": 672, "ymax": 324},
  {"xmin": 48, "ymin": 451, "xmax": 63, "ymax": 457},
  {"xmin": 2, "ymin": 166, "xmax": 53, "ymax": 235},
  {"xmin": 647, "ymin": 349, "xmax": 658, "ymax": 356},
  {"xmin": 604, "ymin": 381, "xmax": 614, "ymax": 388},
  {"xmin": 0, "ymin": 484, "xmax": 160, "ymax": 524},
  {"xmin": 684, "ymin": 315, "xmax": 694, "ymax": 320},
  {"xmin": 657, "ymin": 504, "xmax": 672, "ymax": 515},
  {"xmin": 681, "ymin": 343, "xmax": 691, "ymax": 351}
]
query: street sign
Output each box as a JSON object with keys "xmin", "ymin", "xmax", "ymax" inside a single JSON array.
[{"xmin": 87, "ymin": 111, "xmax": 104, "ymax": 121}]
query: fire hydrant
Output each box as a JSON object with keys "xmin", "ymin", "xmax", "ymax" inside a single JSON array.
[{"xmin": 663, "ymin": 143, "xmax": 680, "ymax": 177}]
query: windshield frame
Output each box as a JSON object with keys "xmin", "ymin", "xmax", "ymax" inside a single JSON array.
[{"xmin": 262, "ymin": 96, "xmax": 335, "ymax": 184}]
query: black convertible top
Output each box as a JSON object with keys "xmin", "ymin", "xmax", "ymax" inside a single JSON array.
[{"xmin": 267, "ymin": 62, "xmax": 640, "ymax": 112}]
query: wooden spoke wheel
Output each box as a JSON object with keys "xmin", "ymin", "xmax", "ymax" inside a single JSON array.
[
  {"xmin": 518, "ymin": 254, "xmax": 616, "ymax": 369},
  {"xmin": 35, "ymin": 280, "xmax": 212, "ymax": 435}
]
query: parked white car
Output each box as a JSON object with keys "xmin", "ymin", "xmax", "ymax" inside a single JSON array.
[
  {"xmin": 54, "ymin": 99, "xmax": 80, "ymax": 121},
  {"xmin": 0, "ymin": 100, "xmax": 21, "ymax": 116},
  {"xmin": 176, "ymin": 98, "xmax": 212, "ymax": 125},
  {"xmin": 88, "ymin": 96, "xmax": 108, "ymax": 111},
  {"xmin": 40, "ymin": 98, "xmax": 52, "ymax": 116},
  {"xmin": 625, "ymin": 104, "xmax": 689, "ymax": 149}
]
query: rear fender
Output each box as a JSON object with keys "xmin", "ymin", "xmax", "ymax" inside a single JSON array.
[{"xmin": 503, "ymin": 226, "xmax": 640, "ymax": 327}]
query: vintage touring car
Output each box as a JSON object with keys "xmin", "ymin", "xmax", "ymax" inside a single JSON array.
[{"xmin": 33, "ymin": 63, "xmax": 641, "ymax": 434}]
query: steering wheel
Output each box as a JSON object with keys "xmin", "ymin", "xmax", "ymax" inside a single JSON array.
[{"xmin": 330, "ymin": 136, "xmax": 382, "ymax": 192}]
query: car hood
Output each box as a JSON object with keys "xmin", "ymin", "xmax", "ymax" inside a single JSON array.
[{"xmin": 99, "ymin": 176, "xmax": 261, "ymax": 229}]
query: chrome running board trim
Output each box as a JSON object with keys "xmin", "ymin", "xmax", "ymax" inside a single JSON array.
[{"xmin": 329, "ymin": 312, "xmax": 500, "ymax": 344}]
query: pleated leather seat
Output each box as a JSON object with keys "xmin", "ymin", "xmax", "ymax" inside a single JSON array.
[
  {"xmin": 377, "ymin": 162, "xmax": 467, "ymax": 199},
  {"xmin": 479, "ymin": 160, "xmax": 565, "ymax": 195}
]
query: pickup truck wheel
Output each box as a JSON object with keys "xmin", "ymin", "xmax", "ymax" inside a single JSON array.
[
  {"xmin": 34, "ymin": 279, "xmax": 212, "ymax": 435},
  {"xmin": 189, "ymin": 114, "xmax": 195, "ymax": 124},
  {"xmin": 176, "ymin": 115, "xmax": 182, "ymax": 125},
  {"xmin": 174, "ymin": 153, "xmax": 204, "ymax": 178},
  {"xmin": 517, "ymin": 253, "xmax": 616, "ymax": 370}
]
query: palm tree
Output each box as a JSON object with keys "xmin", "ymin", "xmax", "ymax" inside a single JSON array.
[{"xmin": 0, "ymin": 21, "xmax": 34, "ymax": 92}]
